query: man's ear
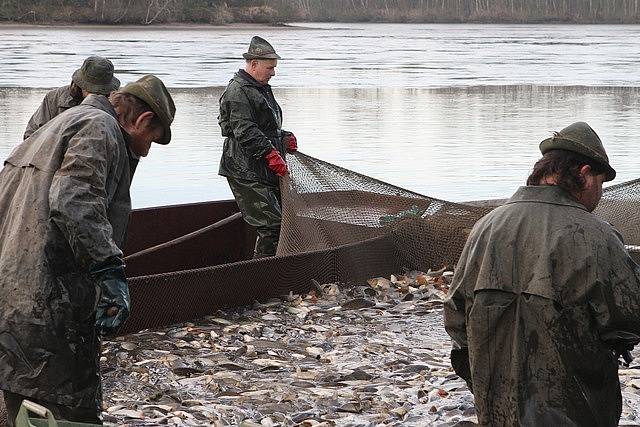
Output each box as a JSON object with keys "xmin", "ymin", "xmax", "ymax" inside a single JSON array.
[
  {"xmin": 134, "ymin": 111, "xmax": 155, "ymax": 129},
  {"xmin": 579, "ymin": 164, "xmax": 593, "ymax": 177}
]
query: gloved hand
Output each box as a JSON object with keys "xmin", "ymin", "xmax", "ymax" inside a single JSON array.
[
  {"xmin": 603, "ymin": 331, "xmax": 640, "ymax": 367},
  {"xmin": 92, "ymin": 262, "xmax": 131, "ymax": 335},
  {"xmin": 285, "ymin": 133, "xmax": 298, "ymax": 152},
  {"xmin": 450, "ymin": 347, "xmax": 473, "ymax": 392},
  {"xmin": 613, "ymin": 341, "xmax": 636, "ymax": 366},
  {"xmin": 265, "ymin": 148, "xmax": 288, "ymax": 177}
]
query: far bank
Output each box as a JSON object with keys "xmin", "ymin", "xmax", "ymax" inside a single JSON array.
[{"xmin": 1, "ymin": 0, "xmax": 640, "ymax": 25}]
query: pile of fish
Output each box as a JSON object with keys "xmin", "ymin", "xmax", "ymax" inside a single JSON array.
[{"xmin": 102, "ymin": 271, "xmax": 640, "ymax": 426}]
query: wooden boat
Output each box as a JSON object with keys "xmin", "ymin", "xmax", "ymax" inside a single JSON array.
[
  {"xmin": 124, "ymin": 199, "xmax": 255, "ymax": 277},
  {"xmin": 119, "ymin": 199, "xmax": 403, "ymax": 335}
]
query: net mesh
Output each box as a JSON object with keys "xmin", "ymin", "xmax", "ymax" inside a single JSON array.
[
  {"xmin": 117, "ymin": 152, "xmax": 640, "ymax": 334},
  {"xmin": 278, "ymin": 153, "xmax": 494, "ymax": 269},
  {"xmin": 279, "ymin": 152, "xmax": 640, "ymax": 266},
  {"xmin": 594, "ymin": 177, "xmax": 640, "ymax": 246}
]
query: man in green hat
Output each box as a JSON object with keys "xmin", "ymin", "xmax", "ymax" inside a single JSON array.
[
  {"xmin": 218, "ymin": 35, "xmax": 299, "ymax": 258},
  {"xmin": 444, "ymin": 122, "xmax": 640, "ymax": 426},
  {"xmin": 23, "ymin": 55, "xmax": 120, "ymax": 140},
  {"xmin": 0, "ymin": 75, "xmax": 174, "ymax": 426}
]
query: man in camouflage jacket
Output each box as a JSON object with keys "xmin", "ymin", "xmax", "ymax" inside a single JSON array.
[
  {"xmin": 445, "ymin": 122, "xmax": 640, "ymax": 426},
  {"xmin": 23, "ymin": 56, "xmax": 120, "ymax": 140},
  {"xmin": 218, "ymin": 36, "xmax": 298, "ymax": 258},
  {"xmin": 0, "ymin": 75, "xmax": 174, "ymax": 426}
]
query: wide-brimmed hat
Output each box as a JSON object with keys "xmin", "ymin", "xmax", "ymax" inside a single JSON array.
[
  {"xmin": 242, "ymin": 36, "xmax": 281, "ymax": 60},
  {"xmin": 120, "ymin": 75, "xmax": 175, "ymax": 145},
  {"xmin": 539, "ymin": 121, "xmax": 616, "ymax": 182},
  {"xmin": 72, "ymin": 56, "xmax": 120, "ymax": 95}
]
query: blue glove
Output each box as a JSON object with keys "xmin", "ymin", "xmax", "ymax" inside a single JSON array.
[{"xmin": 92, "ymin": 261, "xmax": 130, "ymax": 335}]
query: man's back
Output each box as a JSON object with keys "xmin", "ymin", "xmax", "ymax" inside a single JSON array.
[
  {"xmin": 23, "ymin": 85, "xmax": 79, "ymax": 140},
  {"xmin": 446, "ymin": 185, "xmax": 640, "ymax": 426}
]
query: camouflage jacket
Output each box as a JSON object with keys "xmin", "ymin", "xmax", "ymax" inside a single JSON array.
[
  {"xmin": 445, "ymin": 185, "xmax": 640, "ymax": 427},
  {"xmin": 218, "ymin": 71, "xmax": 287, "ymax": 186},
  {"xmin": 24, "ymin": 85, "xmax": 80, "ymax": 140},
  {"xmin": 0, "ymin": 95, "xmax": 132, "ymax": 409}
]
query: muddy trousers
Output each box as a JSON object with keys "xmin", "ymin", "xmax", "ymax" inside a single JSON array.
[
  {"xmin": 227, "ymin": 177, "xmax": 282, "ymax": 258},
  {"xmin": 2, "ymin": 390, "xmax": 102, "ymax": 426}
]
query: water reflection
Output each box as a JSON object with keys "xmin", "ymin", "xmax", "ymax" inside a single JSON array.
[
  {"xmin": 0, "ymin": 85, "xmax": 638, "ymax": 207},
  {"xmin": 2, "ymin": 24, "xmax": 640, "ymax": 88}
]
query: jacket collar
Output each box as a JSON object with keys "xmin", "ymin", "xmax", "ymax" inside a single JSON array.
[
  {"xmin": 60, "ymin": 85, "xmax": 80, "ymax": 109},
  {"xmin": 506, "ymin": 185, "xmax": 587, "ymax": 211},
  {"xmin": 81, "ymin": 94, "xmax": 118, "ymax": 120},
  {"xmin": 234, "ymin": 69, "xmax": 270, "ymax": 89},
  {"xmin": 81, "ymin": 94, "xmax": 137, "ymax": 159}
]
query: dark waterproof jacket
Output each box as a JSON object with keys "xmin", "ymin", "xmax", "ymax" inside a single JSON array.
[
  {"xmin": 218, "ymin": 71, "xmax": 286, "ymax": 186},
  {"xmin": 24, "ymin": 85, "xmax": 80, "ymax": 140},
  {"xmin": 444, "ymin": 185, "xmax": 640, "ymax": 427},
  {"xmin": 0, "ymin": 95, "xmax": 132, "ymax": 409}
]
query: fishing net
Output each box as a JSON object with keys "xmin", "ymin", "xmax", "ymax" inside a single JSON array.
[
  {"xmin": 277, "ymin": 153, "xmax": 493, "ymax": 269},
  {"xmin": 117, "ymin": 152, "xmax": 640, "ymax": 335},
  {"xmin": 593, "ymin": 177, "xmax": 640, "ymax": 247},
  {"xmin": 279, "ymin": 153, "xmax": 640, "ymax": 261},
  {"xmin": 279, "ymin": 152, "xmax": 640, "ymax": 264}
]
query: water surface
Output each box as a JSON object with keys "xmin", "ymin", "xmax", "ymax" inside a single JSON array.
[
  {"xmin": 1, "ymin": 85, "xmax": 638, "ymax": 207},
  {"xmin": 0, "ymin": 24, "xmax": 639, "ymax": 206},
  {"xmin": 2, "ymin": 23, "xmax": 640, "ymax": 88}
]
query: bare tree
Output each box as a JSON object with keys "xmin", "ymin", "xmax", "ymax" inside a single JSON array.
[{"xmin": 144, "ymin": 0, "xmax": 172, "ymax": 24}]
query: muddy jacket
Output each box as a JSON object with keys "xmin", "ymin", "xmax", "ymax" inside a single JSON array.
[
  {"xmin": 24, "ymin": 85, "xmax": 80, "ymax": 140},
  {"xmin": 444, "ymin": 185, "xmax": 640, "ymax": 427},
  {"xmin": 218, "ymin": 71, "xmax": 287, "ymax": 186},
  {"xmin": 0, "ymin": 95, "xmax": 132, "ymax": 409}
]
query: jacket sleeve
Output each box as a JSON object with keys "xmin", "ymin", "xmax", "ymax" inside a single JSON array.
[
  {"xmin": 444, "ymin": 245, "xmax": 473, "ymax": 388},
  {"xmin": 219, "ymin": 88, "xmax": 274, "ymax": 159},
  {"xmin": 589, "ymin": 228, "xmax": 640, "ymax": 347},
  {"xmin": 48, "ymin": 120, "xmax": 124, "ymax": 272},
  {"xmin": 24, "ymin": 92, "xmax": 56, "ymax": 140}
]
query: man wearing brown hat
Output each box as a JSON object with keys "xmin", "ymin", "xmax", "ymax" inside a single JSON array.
[
  {"xmin": 23, "ymin": 55, "xmax": 120, "ymax": 140},
  {"xmin": 0, "ymin": 75, "xmax": 174, "ymax": 425},
  {"xmin": 444, "ymin": 122, "xmax": 640, "ymax": 426},
  {"xmin": 218, "ymin": 35, "xmax": 298, "ymax": 258}
]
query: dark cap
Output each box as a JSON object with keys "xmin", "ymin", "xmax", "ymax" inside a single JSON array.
[
  {"xmin": 72, "ymin": 56, "xmax": 120, "ymax": 95},
  {"xmin": 242, "ymin": 36, "xmax": 281, "ymax": 60},
  {"xmin": 539, "ymin": 121, "xmax": 616, "ymax": 182},
  {"xmin": 120, "ymin": 75, "xmax": 175, "ymax": 145}
]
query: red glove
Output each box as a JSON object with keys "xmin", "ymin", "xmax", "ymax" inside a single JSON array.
[
  {"xmin": 286, "ymin": 133, "xmax": 298, "ymax": 152},
  {"xmin": 265, "ymin": 149, "xmax": 288, "ymax": 177}
]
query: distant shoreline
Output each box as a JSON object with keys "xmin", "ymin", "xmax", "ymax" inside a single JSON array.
[
  {"xmin": 0, "ymin": 20, "xmax": 637, "ymax": 27},
  {"xmin": 0, "ymin": 22, "xmax": 311, "ymax": 30},
  {"xmin": 2, "ymin": 1, "xmax": 639, "ymax": 25}
]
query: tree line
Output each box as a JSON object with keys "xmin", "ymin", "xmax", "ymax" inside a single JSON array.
[{"xmin": 1, "ymin": 0, "xmax": 639, "ymax": 24}]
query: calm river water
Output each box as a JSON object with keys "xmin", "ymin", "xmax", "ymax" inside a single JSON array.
[{"xmin": 1, "ymin": 23, "xmax": 639, "ymax": 207}]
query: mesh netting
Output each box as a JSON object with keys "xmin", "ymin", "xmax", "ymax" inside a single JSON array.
[
  {"xmin": 278, "ymin": 153, "xmax": 494, "ymax": 269},
  {"xmin": 594, "ymin": 177, "xmax": 640, "ymax": 246},
  {"xmin": 280, "ymin": 153, "xmax": 640, "ymax": 263},
  {"xmin": 117, "ymin": 152, "xmax": 640, "ymax": 334}
]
